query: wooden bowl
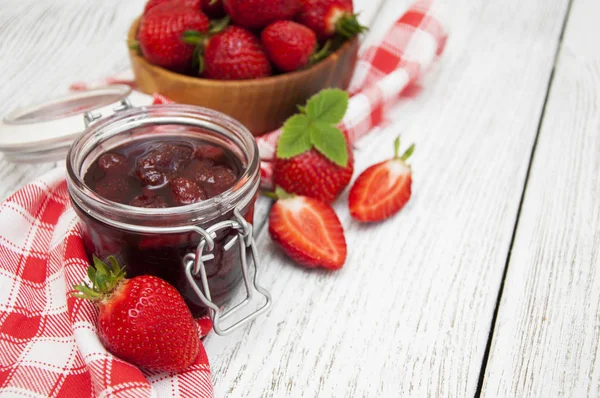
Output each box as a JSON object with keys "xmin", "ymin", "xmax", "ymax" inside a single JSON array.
[{"xmin": 128, "ymin": 18, "xmax": 359, "ymax": 135}]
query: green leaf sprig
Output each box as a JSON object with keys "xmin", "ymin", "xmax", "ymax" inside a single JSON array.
[{"xmin": 276, "ymin": 89, "xmax": 350, "ymax": 167}]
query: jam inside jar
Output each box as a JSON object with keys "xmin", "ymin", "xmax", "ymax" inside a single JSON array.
[{"xmin": 66, "ymin": 104, "xmax": 270, "ymax": 334}]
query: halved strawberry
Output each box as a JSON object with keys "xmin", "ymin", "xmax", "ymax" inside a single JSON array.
[
  {"xmin": 349, "ymin": 137, "xmax": 414, "ymax": 222},
  {"xmin": 268, "ymin": 190, "xmax": 347, "ymax": 270}
]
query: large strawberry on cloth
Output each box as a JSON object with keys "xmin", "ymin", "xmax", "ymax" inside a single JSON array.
[{"xmin": 0, "ymin": 168, "xmax": 213, "ymax": 398}]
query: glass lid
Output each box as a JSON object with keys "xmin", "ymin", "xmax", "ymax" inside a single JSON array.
[{"xmin": 0, "ymin": 85, "xmax": 138, "ymax": 163}]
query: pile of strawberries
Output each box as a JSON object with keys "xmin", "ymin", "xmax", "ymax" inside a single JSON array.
[
  {"xmin": 72, "ymin": 90, "xmax": 415, "ymax": 374},
  {"xmin": 267, "ymin": 89, "xmax": 415, "ymax": 270},
  {"xmin": 132, "ymin": 0, "xmax": 365, "ymax": 79}
]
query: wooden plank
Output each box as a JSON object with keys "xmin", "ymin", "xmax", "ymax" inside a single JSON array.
[
  {"xmin": 203, "ymin": 0, "xmax": 571, "ymax": 396},
  {"xmin": 480, "ymin": 0, "xmax": 600, "ymax": 396},
  {"xmin": 0, "ymin": 0, "xmax": 147, "ymax": 199}
]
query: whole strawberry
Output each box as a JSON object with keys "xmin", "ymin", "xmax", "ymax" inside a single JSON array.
[
  {"xmin": 273, "ymin": 89, "xmax": 353, "ymax": 203},
  {"xmin": 269, "ymin": 189, "xmax": 347, "ymax": 269},
  {"xmin": 349, "ymin": 137, "xmax": 414, "ymax": 222},
  {"xmin": 296, "ymin": 0, "xmax": 365, "ymax": 41},
  {"xmin": 137, "ymin": 3, "xmax": 210, "ymax": 71},
  {"xmin": 144, "ymin": 0, "xmax": 201, "ymax": 14},
  {"xmin": 73, "ymin": 256, "xmax": 201, "ymax": 372},
  {"xmin": 223, "ymin": 0, "xmax": 301, "ymax": 29},
  {"xmin": 261, "ymin": 21, "xmax": 317, "ymax": 72},
  {"xmin": 203, "ymin": 26, "xmax": 272, "ymax": 80}
]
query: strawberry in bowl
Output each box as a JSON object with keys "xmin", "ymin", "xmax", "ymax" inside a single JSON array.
[{"xmin": 127, "ymin": 0, "xmax": 364, "ymax": 134}]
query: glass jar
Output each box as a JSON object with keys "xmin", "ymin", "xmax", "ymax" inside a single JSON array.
[{"xmin": 66, "ymin": 103, "xmax": 270, "ymax": 335}]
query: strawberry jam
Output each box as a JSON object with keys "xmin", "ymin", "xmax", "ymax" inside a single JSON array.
[
  {"xmin": 84, "ymin": 138, "xmax": 243, "ymax": 208},
  {"xmin": 76, "ymin": 136, "xmax": 255, "ymax": 318}
]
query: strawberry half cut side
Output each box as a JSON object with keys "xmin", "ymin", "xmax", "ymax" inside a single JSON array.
[
  {"xmin": 349, "ymin": 137, "xmax": 414, "ymax": 222},
  {"xmin": 268, "ymin": 191, "xmax": 347, "ymax": 270}
]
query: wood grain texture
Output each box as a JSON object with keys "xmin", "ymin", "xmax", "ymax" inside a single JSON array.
[
  {"xmin": 481, "ymin": 0, "xmax": 600, "ymax": 396},
  {"xmin": 0, "ymin": 0, "xmax": 147, "ymax": 199},
  {"xmin": 203, "ymin": 0, "xmax": 572, "ymax": 396}
]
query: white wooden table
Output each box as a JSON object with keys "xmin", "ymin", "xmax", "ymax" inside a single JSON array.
[{"xmin": 1, "ymin": 0, "xmax": 599, "ymax": 396}]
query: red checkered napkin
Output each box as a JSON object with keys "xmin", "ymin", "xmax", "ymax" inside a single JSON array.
[
  {"xmin": 257, "ymin": 0, "xmax": 447, "ymax": 188},
  {"xmin": 0, "ymin": 168, "xmax": 214, "ymax": 398}
]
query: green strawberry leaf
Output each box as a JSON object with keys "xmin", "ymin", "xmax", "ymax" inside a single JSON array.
[
  {"xmin": 209, "ymin": 15, "xmax": 231, "ymax": 34},
  {"xmin": 274, "ymin": 186, "xmax": 294, "ymax": 199},
  {"xmin": 306, "ymin": 88, "xmax": 349, "ymax": 124},
  {"xmin": 277, "ymin": 114, "xmax": 312, "ymax": 159},
  {"xmin": 309, "ymin": 122, "xmax": 348, "ymax": 167}
]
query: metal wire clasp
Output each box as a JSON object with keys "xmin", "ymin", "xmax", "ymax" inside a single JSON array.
[
  {"xmin": 183, "ymin": 208, "xmax": 271, "ymax": 336},
  {"xmin": 83, "ymin": 98, "xmax": 132, "ymax": 127}
]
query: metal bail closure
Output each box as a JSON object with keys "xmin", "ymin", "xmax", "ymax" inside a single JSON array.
[
  {"xmin": 84, "ymin": 97, "xmax": 133, "ymax": 128},
  {"xmin": 183, "ymin": 208, "xmax": 272, "ymax": 336}
]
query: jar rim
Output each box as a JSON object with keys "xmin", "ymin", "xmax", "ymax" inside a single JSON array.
[{"xmin": 66, "ymin": 104, "xmax": 260, "ymax": 227}]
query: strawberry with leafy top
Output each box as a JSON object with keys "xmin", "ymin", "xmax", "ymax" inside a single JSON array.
[
  {"xmin": 273, "ymin": 89, "xmax": 353, "ymax": 203},
  {"xmin": 143, "ymin": 0, "xmax": 201, "ymax": 14},
  {"xmin": 223, "ymin": 0, "xmax": 301, "ymax": 29},
  {"xmin": 296, "ymin": 0, "xmax": 366, "ymax": 41},
  {"xmin": 349, "ymin": 137, "xmax": 414, "ymax": 222},
  {"xmin": 136, "ymin": 3, "xmax": 210, "ymax": 71},
  {"xmin": 268, "ymin": 188, "xmax": 347, "ymax": 269},
  {"xmin": 261, "ymin": 21, "xmax": 319, "ymax": 72},
  {"xmin": 72, "ymin": 256, "xmax": 201, "ymax": 372},
  {"xmin": 201, "ymin": 26, "xmax": 272, "ymax": 79}
]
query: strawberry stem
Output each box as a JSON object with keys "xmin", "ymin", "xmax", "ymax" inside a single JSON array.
[
  {"xmin": 209, "ymin": 15, "xmax": 230, "ymax": 34},
  {"xmin": 192, "ymin": 45, "xmax": 205, "ymax": 74},
  {"xmin": 182, "ymin": 30, "xmax": 204, "ymax": 45},
  {"xmin": 72, "ymin": 255, "xmax": 127, "ymax": 302},
  {"xmin": 393, "ymin": 136, "xmax": 401, "ymax": 159},
  {"xmin": 263, "ymin": 186, "xmax": 295, "ymax": 201},
  {"xmin": 128, "ymin": 39, "xmax": 141, "ymax": 55},
  {"xmin": 400, "ymin": 144, "xmax": 415, "ymax": 162},
  {"xmin": 310, "ymin": 40, "xmax": 332, "ymax": 65},
  {"xmin": 335, "ymin": 13, "xmax": 368, "ymax": 39}
]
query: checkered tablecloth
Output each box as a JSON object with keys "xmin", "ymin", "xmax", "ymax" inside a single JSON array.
[
  {"xmin": 0, "ymin": 0, "xmax": 448, "ymax": 396},
  {"xmin": 0, "ymin": 168, "xmax": 213, "ymax": 397}
]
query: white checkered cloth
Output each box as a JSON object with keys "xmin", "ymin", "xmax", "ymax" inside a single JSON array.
[{"xmin": 0, "ymin": 168, "xmax": 213, "ymax": 397}]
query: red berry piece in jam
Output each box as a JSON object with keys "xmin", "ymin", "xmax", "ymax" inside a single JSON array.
[
  {"xmin": 95, "ymin": 175, "xmax": 135, "ymax": 203},
  {"xmin": 137, "ymin": 167, "xmax": 168, "ymax": 187},
  {"xmin": 204, "ymin": 166, "xmax": 237, "ymax": 196},
  {"xmin": 170, "ymin": 177, "xmax": 207, "ymax": 205},
  {"xmin": 136, "ymin": 143, "xmax": 193, "ymax": 187},
  {"xmin": 98, "ymin": 153, "xmax": 128, "ymax": 175},
  {"xmin": 130, "ymin": 194, "xmax": 168, "ymax": 208},
  {"xmin": 169, "ymin": 144, "xmax": 194, "ymax": 168},
  {"xmin": 183, "ymin": 159, "xmax": 215, "ymax": 185},
  {"xmin": 195, "ymin": 144, "xmax": 225, "ymax": 161}
]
